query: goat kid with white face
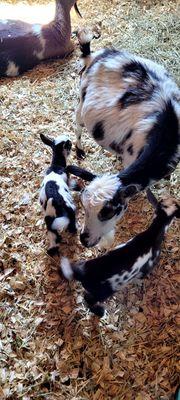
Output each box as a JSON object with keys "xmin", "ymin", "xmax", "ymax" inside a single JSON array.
[{"xmin": 40, "ymin": 133, "xmax": 77, "ymax": 256}]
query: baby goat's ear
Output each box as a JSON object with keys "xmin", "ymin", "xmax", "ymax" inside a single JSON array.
[
  {"xmin": 122, "ymin": 184, "xmax": 139, "ymax": 199},
  {"xmin": 40, "ymin": 133, "xmax": 54, "ymax": 148}
]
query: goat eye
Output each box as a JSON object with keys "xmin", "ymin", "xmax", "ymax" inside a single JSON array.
[{"xmin": 98, "ymin": 206, "xmax": 117, "ymax": 221}]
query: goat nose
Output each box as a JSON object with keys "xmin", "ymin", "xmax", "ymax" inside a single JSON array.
[{"xmin": 80, "ymin": 232, "xmax": 89, "ymax": 246}]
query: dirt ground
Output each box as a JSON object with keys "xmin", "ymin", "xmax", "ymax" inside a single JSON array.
[{"xmin": 0, "ymin": 0, "xmax": 179, "ymax": 399}]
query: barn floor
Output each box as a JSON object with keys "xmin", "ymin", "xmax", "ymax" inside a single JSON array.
[{"xmin": 0, "ymin": 0, "xmax": 179, "ymax": 399}]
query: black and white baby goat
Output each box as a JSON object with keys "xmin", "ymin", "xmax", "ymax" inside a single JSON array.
[
  {"xmin": 61, "ymin": 190, "xmax": 180, "ymax": 317},
  {"xmin": 40, "ymin": 133, "xmax": 76, "ymax": 256}
]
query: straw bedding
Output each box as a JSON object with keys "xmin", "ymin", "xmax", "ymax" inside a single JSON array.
[{"xmin": 0, "ymin": 0, "xmax": 179, "ymax": 399}]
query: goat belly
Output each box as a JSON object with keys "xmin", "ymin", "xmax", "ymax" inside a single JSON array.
[{"xmin": 0, "ymin": 21, "xmax": 45, "ymax": 76}]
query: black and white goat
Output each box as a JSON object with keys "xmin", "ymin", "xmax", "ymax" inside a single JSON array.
[
  {"xmin": 0, "ymin": 0, "xmax": 81, "ymax": 77},
  {"xmin": 67, "ymin": 28, "xmax": 180, "ymax": 247},
  {"xmin": 61, "ymin": 190, "xmax": 180, "ymax": 317},
  {"xmin": 40, "ymin": 133, "xmax": 76, "ymax": 256}
]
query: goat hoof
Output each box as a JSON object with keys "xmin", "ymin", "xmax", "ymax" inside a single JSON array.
[
  {"xmin": 68, "ymin": 226, "xmax": 77, "ymax": 234},
  {"xmin": 56, "ymin": 235, "xmax": 62, "ymax": 244},
  {"xmin": 90, "ymin": 304, "xmax": 105, "ymax": 318},
  {"xmin": 47, "ymin": 247, "xmax": 59, "ymax": 257},
  {"xmin": 76, "ymin": 147, "xmax": 86, "ymax": 159}
]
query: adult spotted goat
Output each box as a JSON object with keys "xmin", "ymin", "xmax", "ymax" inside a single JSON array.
[
  {"xmin": 0, "ymin": 0, "xmax": 81, "ymax": 77},
  {"xmin": 66, "ymin": 28, "xmax": 180, "ymax": 248}
]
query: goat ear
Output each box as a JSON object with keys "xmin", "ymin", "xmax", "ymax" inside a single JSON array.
[
  {"xmin": 66, "ymin": 165, "xmax": 97, "ymax": 182},
  {"xmin": 146, "ymin": 188, "xmax": 159, "ymax": 209},
  {"xmin": 40, "ymin": 133, "xmax": 54, "ymax": 148},
  {"xmin": 122, "ymin": 184, "xmax": 139, "ymax": 199}
]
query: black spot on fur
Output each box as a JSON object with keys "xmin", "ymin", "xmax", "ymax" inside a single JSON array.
[
  {"xmin": 86, "ymin": 48, "xmax": 121, "ymax": 74},
  {"xmin": 172, "ymin": 93, "xmax": 180, "ymax": 103},
  {"xmin": 137, "ymin": 149, "xmax": 143, "ymax": 159},
  {"xmin": 82, "ymin": 87, "xmax": 87, "ymax": 102},
  {"xmin": 116, "ymin": 205, "xmax": 123, "ymax": 215},
  {"xmin": 124, "ymin": 130, "xmax": 133, "ymax": 142},
  {"xmin": 110, "ymin": 132, "xmax": 133, "ymax": 155},
  {"xmin": 122, "ymin": 61, "xmax": 149, "ymax": 82},
  {"xmin": 92, "ymin": 121, "xmax": 104, "ymax": 141},
  {"xmin": 127, "ymin": 144, "xmax": 133, "ymax": 156},
  {"xmin": 76, "ymin": 147, "xmax": 86, "ymax": 159},
  {"xmin": 122, "ymin": 60, "xmax": 160, "ymax": 83},
  {"xmin": 109, "ymin": 141, "xmax": 123, "ymax": 154},
  {"xmin": 118, "ymin": 61, "xmax": 156, "ymax": 108},
  {"xmin": 80, "ymin": 42, "xmax": 91, "ymax": 57},
  {"xmin": 98, "ymin": 205, "xmax": 117, "ymax": 221},
  {"xmin": 119, "ymin": 86, "xmax": 154, "ymax": 109},
  {"xmin": 47, "ymin": 247, "xmax": 59, "ymax": 256}
]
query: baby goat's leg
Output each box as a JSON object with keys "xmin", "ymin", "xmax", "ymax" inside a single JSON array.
[
  {"xmin": 76, "ymin": 103, "xmax": 85, "ymax": 159},
  {"xmin": 45, "ymin": 216, "xmax": 61, "ymax": 256},
  {"xmin": 84, "ymin": 292, "xmax": 105, "ymax": 317},
  {"xmin": 67, "ymin": 209, "xmax": 77, "ymax": 234},
  {"xmin": 47, "ymin": 230, "xmax": 61, "ymax": 256}
]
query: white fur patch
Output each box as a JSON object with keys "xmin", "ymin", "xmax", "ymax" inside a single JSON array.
[
  {"xmin": 32, "ymin": 24, "xmax": 41, "ymax": 35},
  {"xmin": 115, "ymin": 238, "xmax": 133, "ymax": 249},
  {"xmin": 61, "ymin": 257, "xmax": 73, "ymax": 280},
  {"xmin": 98, "ymin": 229, "xmax": 115, "ymax": 250},
  {"xmin": 33, "ymin": 35, "xmax": 46, "ymax": 60},
  {"xmin": 81, "ymin": 174, "xmax": 121, "ymax": 208},
  {"xmin": 54, "ymin": 134, "xmax": 70, "ymax": 145},
  {"xmin": 148, "ymin": 260, "xmax": 153, "ymax": 267},
  {"xmin": 51, "ymin": 216, "xmax": 69, "ymax": 231},
  {"xmin": 161, "ymin": 198, "xmax": 178, "ymax": 216},
  {"xmin": 131, "ymin": 250, "xmax": 153, "ymax": 274},
  {"xmin": 108, "ymin": 249, "xmax": 153, "ymax": 291},
  {"xmin": 108, "ymin": 274, "xmax": 124, "ymax": 291},
  {"xmin": 6, "ymin": 61, "xmax": 19, "ymax": 77}
]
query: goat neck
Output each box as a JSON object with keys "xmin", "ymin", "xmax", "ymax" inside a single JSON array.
[
  {"xmin": 53, "ymin": 0, "xmax": 72, "ymax": 39},
  {"xmin": 48, "ymin": 151, "xmax": 67, "ymax": 173}
]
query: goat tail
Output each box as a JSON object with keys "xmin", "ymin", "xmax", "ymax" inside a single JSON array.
[{"xmin": 60, "ymin": 257, "xmax": 85, "ymax": 281}]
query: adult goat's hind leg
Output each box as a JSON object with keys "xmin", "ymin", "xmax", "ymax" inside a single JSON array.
[{"xmin": 76, "ymin": 103, "xmax": 86, "ymax": 159}]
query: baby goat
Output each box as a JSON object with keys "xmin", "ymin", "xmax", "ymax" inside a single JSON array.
[
  {"xmin": 61, "ymin": 190, "xmax": 180, "ymax": 317},
  {"xmin": 40, "ymin": 133, "xmax": 76, "ymax": 256}
]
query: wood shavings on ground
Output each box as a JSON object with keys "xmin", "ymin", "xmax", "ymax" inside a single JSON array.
[{"xmin": 0, "ymin": 0, "xmax": 179, "ymax": 399}]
